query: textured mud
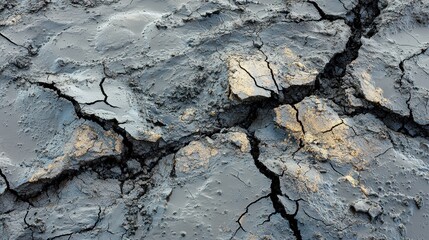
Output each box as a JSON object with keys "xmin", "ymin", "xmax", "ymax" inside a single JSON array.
[{"xmin": 1, "ymin": 0, "xmax": 429, "ymax": 239}]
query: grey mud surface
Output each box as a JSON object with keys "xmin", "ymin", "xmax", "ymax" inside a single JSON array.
[{"xmin": 0, "ymin": 0, "xmax": 429, "ymax": 239}]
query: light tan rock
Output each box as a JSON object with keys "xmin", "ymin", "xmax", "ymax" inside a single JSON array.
[
  {"xmin": 228, "ymin": 56, "xmax": 272, "ymax": 101},
  {"xmin": 29, "ymin": 124, "xmax": 123, "ymax": 182},
  {"xmin": 274, "ymin": 97, "xmax": 392, "ymax": 166},
  {"xmin": 274, "ymin": 104, "xmax": 302, "ymax": 134},
  {"xmin": 295, "ymin": 96, "xmax": 343, "ymax": 134},
  {"xmin": 239, "ymin": 56, "xmax": 278, "ymax": 94},
  {"xmin": 278, "ymin": 47, "xmax": 319, "ymax": 88},
  {"xmin": 227, "ymin": 131, "xmax": 251, "ymax": 153},
  {"xmin": 174, "ymin": 140, "xmax": 218, "ymax": 174}
]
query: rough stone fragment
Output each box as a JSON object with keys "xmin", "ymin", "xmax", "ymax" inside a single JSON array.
[
  {"xmin": 351, "ymin": 199, "xmax": 383, "ymax": 220},
  {"xmin": 281, "ymin": 48, "xmax": 320, "ymax": 87},
  {"xmin": 295, "ymin": 96, "xmax": 343, "ymax": 134},
  {"xmin": 174, "ymin": 140, "xmax": 219, "ymax": 175},
  {"xmin": 227, "ymin": 131, "xmax": 251, "ymax": 153},
  {"xmin": 239, "ymin": 55, "xmax": 278, "ymax": 94},
  {"xmin": 228, "ymin": 56, "xmax": 272, "ymax": 101},
  {"xmin": 274, "ymin": 104, "xmax": 302, "ymax": 134},
  {"xmin": 272, "ymin": 97, "xmax": 392, "ymax": 164}
]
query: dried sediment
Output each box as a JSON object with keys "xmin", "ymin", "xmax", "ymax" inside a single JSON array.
[{"xmin": 0, "ymin": 0, "xmax": 429, "ymax": 239}]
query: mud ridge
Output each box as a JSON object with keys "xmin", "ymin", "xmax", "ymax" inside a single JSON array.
[{"xmin": 29, "ymin": 80, "xmax": 135, "ymax": 157}]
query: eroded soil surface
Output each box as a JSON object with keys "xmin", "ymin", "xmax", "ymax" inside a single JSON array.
[{"xmin": 1, "ymin": 0, "xmax": 429, "ymax": 239}]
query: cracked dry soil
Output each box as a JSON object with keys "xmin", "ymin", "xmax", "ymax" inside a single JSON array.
[{"xmin": 1, "ymin": 0, "xmax": 429, "ymax": 239}]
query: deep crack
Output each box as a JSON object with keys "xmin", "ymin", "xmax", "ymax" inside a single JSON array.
[
  {"xmin": 317, "ymin": 0, "xmax": 381, "ymax": 88},
  {"xmin": 248, "ymin": 134, "xmax": 302, "ymax": 240}
]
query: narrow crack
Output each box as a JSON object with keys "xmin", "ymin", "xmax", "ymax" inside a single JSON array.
[
  {"xmin": 406, "ymin": 91, "xmax": 414, "ymax": 121},
  {"xmin": 374, "ymin": 147, "xmax": 393, "ymax": 159},
  {"xmin": 257, "ymin": 211, "xmax": 278, "ymax": 226},
  {"xmin": 237, "ymin": 61, "xmax": 277, "ymax": 96},
  {"xmin": 27, "ymin": 79, "xmax": 134, "ymax": 158},
  {"xmin": 321, "ymin": 120, "xmax": 344, "ymax": 134},
  {"xmin": 307, "ymin": 0, "xmax": 345, "ymax": 21},
  {"xmin": 0, "ymin": 32, "xmax": 22, "ymax": 47},
  {"xmin": 45, "ymin": 206, "xmax": 102, "ymax": 240},
  {"xmin": 99, "ymin": 77, "xmax": 115, "ymax": 107},
  {"xmin": 101, "ymin": 63, "xmax": 119, "ymax": 108},
  {"xmin": 290, "ymin": 104, "xmax": 306, "ymax": 159},
  {"xmin": 84, "ymin": 77, "xmax": 118, "ymax": 108},
  {"xmin": 398, "ymin": 46, "xmax": 429, "ymax": 122},
  {"xmin": 399, "ymin": 47, "xmax": 429, "ymax": 74},
  {"xmin": 230, "ymin": 171, "xmax": 251, "ymax": 187},
  {"xmin": 328, "ymin": 162, "xmax": 345, "ymax": 176},
  {"xmin": 338, "ymin": 0, "xmax": 351, "ymax": 11},
  {"xmin": 0, "ymin": 168, "xmax": 34, "ymax": 206},
  {"xmin": 0, "ymin": 32, "xmax": 36, "ymax": 55},
  {"xmin": 292, "ymin": 142, "xmax": 305, "ymax": 159},
  {"xmin": 252, "ymin": 38, "xmax": 281, "ymax": 94},
  {"xmin": 302, "ymin": 209, "xmax": 353, "ymax": 231},
  {"xmin": 80, "ymin": 206, "xmax": 102, "ymax": 232},
  {"xmin": 23, "ymin": 207, "xmax": 36, "ymax": 239},
  {"xmin": 231, "ymin": 194, "xmax": 271, "ymax": 239},
  {"xmin": 85, "ymin": 63, "xmax": 120, "ymax": 108},
  {"xmin": 47, "ymin": 233, "xmax": 73, "ymax": 240},
  {"xmin": 264, "ymin": 59, "xmax": 280, "ymax": 93},
  {"xmin": 398, "ymin": 45, "xmax": 429, "ymax": 88}
]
